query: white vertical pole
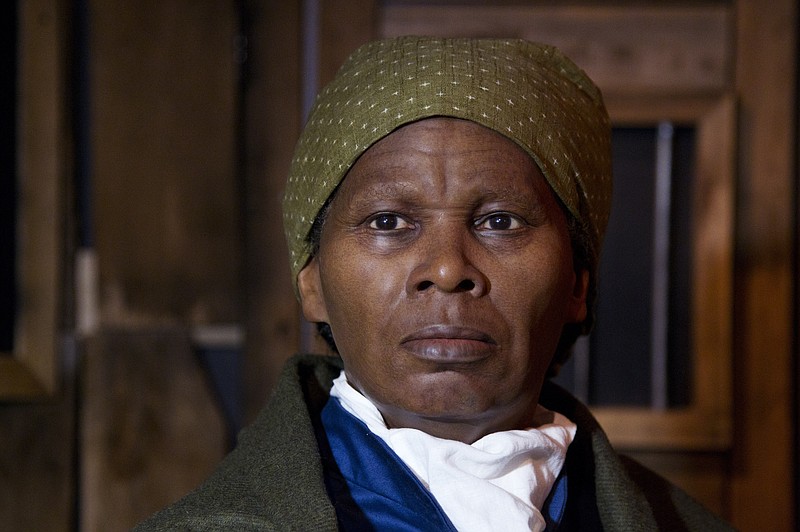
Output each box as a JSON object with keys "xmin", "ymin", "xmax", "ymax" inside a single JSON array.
[
  {"xmin": 299, "ymin": 0, "xmax": 320, "ymax": 353},
  {"xmin": 651, "ymin": 122, "xmax": 674, "ymax": 409}
]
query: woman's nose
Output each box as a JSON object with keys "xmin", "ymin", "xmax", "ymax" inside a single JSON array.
[{"xmin": 405, "ymin": 228, "xmax": 488, "ymax": 297}]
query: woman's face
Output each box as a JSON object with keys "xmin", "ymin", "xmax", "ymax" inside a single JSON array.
[{"xmin": 298, "ymin": 117, "xmax": 588, "ymax": 443}]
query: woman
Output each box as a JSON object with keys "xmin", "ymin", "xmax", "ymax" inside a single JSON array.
[{"xmin": 137, "ymin": 37, "xmax": 731, "ymax": 531}]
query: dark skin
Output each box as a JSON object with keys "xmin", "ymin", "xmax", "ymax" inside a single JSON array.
[{"xmin": 298, "ymin": 117, "xmax": 589, "ymax": 444}]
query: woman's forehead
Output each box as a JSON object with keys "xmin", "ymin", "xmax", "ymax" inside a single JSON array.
[
  {"xmin": 327, "ymin": 118, "xmax": 559, "ymax": 223},
  {"xmin": 353, "ymin": 118, "xmax": 533, "ymax": 166}
]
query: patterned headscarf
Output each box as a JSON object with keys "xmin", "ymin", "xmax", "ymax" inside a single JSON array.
[{"xmin": 282, "ymin": 36, "xmax": 612, "ymax": 334}]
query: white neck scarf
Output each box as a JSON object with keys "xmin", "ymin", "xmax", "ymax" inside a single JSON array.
[{"xmin": 330, "ymin": 371, "xmax": 576, "ymax": 532}]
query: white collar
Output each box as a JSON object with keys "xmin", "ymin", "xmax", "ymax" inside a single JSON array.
[{"xmin": 330, "ymin": 370, "xmax": 576, "ymax": 532}]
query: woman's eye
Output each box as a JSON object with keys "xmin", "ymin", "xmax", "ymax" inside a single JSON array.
[
  {"xmin": 476, "ymin": 213, "xmax": 523, "ymax": 231},
  {"xmin": 368, "ymin": 213, "xmax": 413, "ymax": 231}
]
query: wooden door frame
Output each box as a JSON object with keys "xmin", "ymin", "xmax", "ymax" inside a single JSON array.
[{"xmin": 730, "ymin": 0, "xmax": 797, "ymax": 529}]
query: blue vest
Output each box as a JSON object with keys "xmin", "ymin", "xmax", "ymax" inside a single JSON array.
[{"xmin": 320, "ymin": 396, "xmax": 568, "ymax": 531}]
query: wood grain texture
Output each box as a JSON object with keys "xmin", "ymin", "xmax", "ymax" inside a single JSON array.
[
  {"xmin": 81, "ymin": 329, "xmax": 226, "ymax": 531},
  {"xmin": 730, "ymin": 0, "xmax": 797, "ymax": 530},
  {"xmin": 239, "ymin": 0, "xmax": 304, "ymax": 422},
  {"xmin": 381, "ymin": 5, "xmax": 730, "ymax": 97},
  {"xmin": 4, "ymin": 0, "xmax": 67, "ymax": 398},
  {"xmin": 90, "ymin": 0, "xmax": 240, "ymax": 327},
  {"xmin": 0, "ymin": 356, "xmax": 76, "ymax": 532},
  {"xmin": 0, "ymin": 1, "xmax": 74, "ymax": 528},
  {"xmin": 318, "ymin": 0, "xmax": 378, "ymax": 88}
]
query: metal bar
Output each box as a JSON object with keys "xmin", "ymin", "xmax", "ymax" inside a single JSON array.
[
  {"xmin": 651, "ymin": 122, "xmax": 674, "ymax": 409},
  {"xmin": 300, "ymin": 0, "xmax": 321, "ymax": 353}
]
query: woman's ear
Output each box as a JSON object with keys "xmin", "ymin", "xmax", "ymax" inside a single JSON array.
[
  {"xmin": 567, "ymin": 268, "xmax": 590, "ymax": 324},
  {"xmin": 297, "ymin": 257, "xmax": 330, "ymax": 323}
]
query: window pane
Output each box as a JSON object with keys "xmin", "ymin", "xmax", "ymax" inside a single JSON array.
[
  {"xmin": 0, "ymin": 1, "xmax": 17, "ymax": 354},
  {"xmin": 554, "ymin": 126, "xmax": 695, "ymax": 408}
]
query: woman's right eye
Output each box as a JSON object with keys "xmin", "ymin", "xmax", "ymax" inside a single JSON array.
[{"xmin": 367, "ymin": 213, "xmax": 413, "ymax": 231}]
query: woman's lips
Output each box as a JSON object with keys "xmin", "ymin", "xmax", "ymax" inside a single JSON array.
[{"xmin": 400, "ymin": 325, "xmax": 497, "ymax": 363}]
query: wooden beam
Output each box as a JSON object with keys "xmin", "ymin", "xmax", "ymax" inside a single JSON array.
[
  {"xmin": 730, "ymin": 0, "xmax": 797, "ymax": 529},
  {"xmin": 3, "ymin": 0, "xmax": 66, "ymax": 399},
  {"xmin": 81, "ymin": 328, "xmax": 226, "ymax": 530},
  {"xmin": 380, "ymin": 5, "xmax": 731, "ymax": 97},
  {"xmin": 240, "ymin": 0, "xmax": 304, "ymax": 421},
  {"xmin": 318, "ymin": 0, "xmax": 378, "ymax": 88}
]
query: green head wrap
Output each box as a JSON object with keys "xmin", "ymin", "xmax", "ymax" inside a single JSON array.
[{"xmin": 283, "ymin": 36, "xmax": 612, "ymax": 336}]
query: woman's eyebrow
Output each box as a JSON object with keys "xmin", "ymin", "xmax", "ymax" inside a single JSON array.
[
  {"xmin": 469, "ymin": 178, "xmax": 545, "ymax": 204},
  {"xmin": 344, "ymin": 180, "xmax": 419, "ymax": 209}
]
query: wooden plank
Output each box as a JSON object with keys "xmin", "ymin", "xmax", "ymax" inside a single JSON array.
[
  {"xmin": 604, "ymin": 94, "xmax": 722, "ymax": 125},
  {"xmin": 380, "ymin": 5, "xmax": 731, "ymax": 96},
  {"xmin": 91, "ymin": 0, "xmax": 240, "ymax": 326},
  {"xmin": 3, "ymin": 0, "xmax": 66, "ymax": 398},
  {"xmin": 239, "ymin": 0, "xmax": 304, "ymax": 421},
  {"xmin": 0, "ymin": 358, "xmax": 49, "ymax": 400},
  {"xmin": 3, "ymin": 1, "xmax": 76, "ymax": 530},
  {"xmin": 0, "ymin": 342, "xmax": 76, "ymax": 532},
  {"xmin": 690, "ymin": 93, "xmax": 735, "ymax": 443},
  {"xmin": 318, "ymin": 0, "xmax": 378, "ymax": 87},
  {"xmin": 81, "ymin": 328, "xmax": 227, "ymax": 531},
  {"xmin": 729, "ymin": 0, "xmax": 797, "ymax": 530}
]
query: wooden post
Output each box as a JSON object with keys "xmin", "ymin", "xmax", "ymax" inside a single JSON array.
[{"xmin": 730, "ymin": 0, "xmax": 797, "ymax": 529}]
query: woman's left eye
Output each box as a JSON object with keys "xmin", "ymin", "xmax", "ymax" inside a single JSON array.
[
  {"xmin": 367, "ymin": 213, "xmax": 413, "ymax": 231},
  {"xmin": 475, "ymin": 213, "xmax": 523, "ymax": 231}
]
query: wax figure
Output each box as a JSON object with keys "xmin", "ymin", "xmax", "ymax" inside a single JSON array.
[{"xmin": 137, "ymin": 37, "xmax": 732, "ymax": 531}]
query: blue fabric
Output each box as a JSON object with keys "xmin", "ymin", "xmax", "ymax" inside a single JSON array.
[
  {"xmin": 321, "ymin": 397, "xmax": 458, "ymax": 531},
  {"xmin": 544, "ymin": 473, "xmax": 568, "ymax": 530},
  {"xmin": 321, "ymin": 396, "xmax": 568, "ymax": 531}
]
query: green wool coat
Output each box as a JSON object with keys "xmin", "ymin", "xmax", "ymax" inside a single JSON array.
[{"xmin": 135, "ymin": 354, "xmax": 733, "ymax": 531}]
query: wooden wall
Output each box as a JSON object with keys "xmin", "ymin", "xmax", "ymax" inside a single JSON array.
[
  {"xmin": 91, "ymin": 0, "xmax": 240, "ymax": 327},
  {"xmin": 1, "ymin": 2, "xmax": 76, "ymax": 530},
  {"xmin": 3, "ymin": 1, "xmax": 246, "ymax": 530},
  {"xmin": 730, "ymin": 0, "xmax": 797, "ymax": 528},
  {"xmin": 79, "ymin": 1, "xmax": 241, "ymax": 528},
  {"xmin": 0, "ymin": 354, "xmax": 76, "ymax": 532},
  {"xmin": 238, "ymin": 0, "xmax": 303, "ymax": 422},
  {"xmin": 81, "ymin": 330, "xmax": 226, "ymax": 531}
]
